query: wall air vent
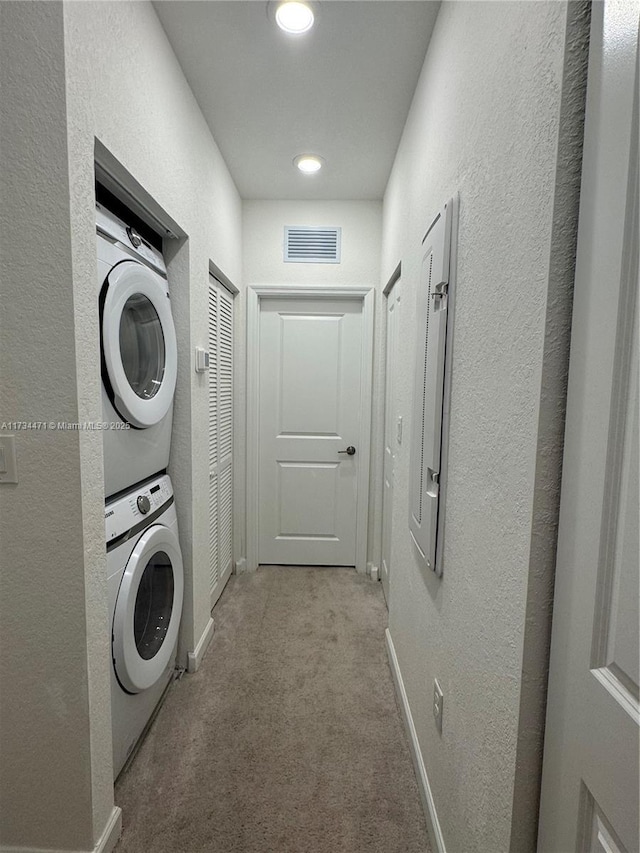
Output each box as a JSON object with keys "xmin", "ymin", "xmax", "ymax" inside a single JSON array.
[{"xmin": 284, "ymin": 226, "xmax": 342, "ymax": 264}]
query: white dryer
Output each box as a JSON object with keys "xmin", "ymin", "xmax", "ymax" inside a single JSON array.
[
  {"xmin": 97, "ymin": 203, "xmax": 177, "ymax": 499},
  {"xmin": 106, "ymin": 473, "xmax": 183, "ymax": 778}
]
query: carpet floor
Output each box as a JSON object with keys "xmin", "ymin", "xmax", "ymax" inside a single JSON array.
[{"xmin": 114, "ymin": 566, "xmax": 431, "ymax": 853}]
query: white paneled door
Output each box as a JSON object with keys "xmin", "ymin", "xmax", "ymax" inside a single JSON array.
[
  {"xmin": 208, "ymin": 275, "xmax": 234, "ymax": 608},
  {"xmin": 381, "ymin": 276, "xmax": 400, "ymax": 606},
  {"xmin": 538, "ymin": 1, "xmax": 639, "ymax": 850},
  {"xmin": 258, "ymin": 296, "xmax": 367, "ymax": 566}
]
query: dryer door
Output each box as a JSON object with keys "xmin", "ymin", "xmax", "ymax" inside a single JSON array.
[
  {"xmin": 102, "ymin": 260, "xmax": 177, "ymax": 429},
  {"xmin": 113, "ymin": 523, "xmax": 184, "ymax": 693}
]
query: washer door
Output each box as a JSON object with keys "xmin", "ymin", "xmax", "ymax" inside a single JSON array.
[
  {"xmin": 112, "ymin": 524, "xmax": 184, "ymax": 694},
  {"xmin": 102, "ymin": 260, "xmax": 177, "ymax": 429}
]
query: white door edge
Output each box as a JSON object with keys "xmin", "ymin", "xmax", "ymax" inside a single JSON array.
[
  {"xmin": 381, "ymin": 268, "xmax": 401, "ymax": 605},
  {"xmin": 246, "ymin": 284, "xmax": 375, "ymax": 573}
]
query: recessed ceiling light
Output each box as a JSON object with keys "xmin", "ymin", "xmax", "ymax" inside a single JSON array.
[
  {"xmin": 275, "ymin": 1, "xmax": 314, "ymax": 34},
  {"xmin": 294, "ymin": 154, "xmax": 324, "ymax": 173}
]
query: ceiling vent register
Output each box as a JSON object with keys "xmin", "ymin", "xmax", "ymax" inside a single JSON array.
[{"xmin": 284, "ymin": 226, "xmax": 342, "ymax": 264}]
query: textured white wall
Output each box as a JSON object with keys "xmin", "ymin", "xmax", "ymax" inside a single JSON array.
[
  {"xmin": 242, "ymin": 200, "xmax": 384, "ymax": 566},
  {"xmin": 0, "ymin": 3, "xmax": 114, "ymax": 849},
  {"xmin": 243, "ymin": 200, "xmax": 381, "ymax": 287},
  {"xmin": 381, "ymin": 3, "xmax": 586, "ymax": 851},
  {"xmin": 1, "ymin": 1, "xmax": 242, "ymax": 850}
]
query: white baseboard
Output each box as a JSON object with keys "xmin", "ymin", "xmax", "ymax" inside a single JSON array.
[
  {"xmin": 234, "ymin": 556, "xmax": 247, "ymax": 574},
  {"xmin": 385, "ymin": 629, "xmax": 446, "ymax": 853},
  {"xmin": 366, "ymin": 562, "xmax": 380, "ymax": 581},
  {"xmin": 95, "ymin": 807, "xmax": 122, "ymax": 853},
  {"xmin": 0, "ymin": 806, "xmax": 122, "ymax": 853},
  {"xmin": 187, "ymin": 617, "xmax": 215, "ymax": 673}
]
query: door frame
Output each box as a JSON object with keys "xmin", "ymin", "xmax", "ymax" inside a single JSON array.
[
  {"xmin": 246, "ymin": 284, "xmax": 375, "ymax": 573},
  {"xmin": 380, "ymin": 262, "xmax": 402, "ymax": 604}
]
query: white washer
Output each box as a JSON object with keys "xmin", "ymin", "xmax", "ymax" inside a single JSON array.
[
  {"xmin": 97, "ymin": 203, "xmax": 177, "ymax": 499},
  {"xmin": 106, "ymin": 473, "xmax": 183, "ymax": 779}
]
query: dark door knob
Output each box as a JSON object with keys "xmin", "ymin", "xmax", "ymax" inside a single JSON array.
[{"xmin": 338, "ymin": 446, "xmax": 356, "ymax": 456}]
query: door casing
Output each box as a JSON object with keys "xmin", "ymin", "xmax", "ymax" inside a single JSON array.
[
  {"xmin": 380, "ymin": 263, "xmax": 401, "ymax": 605},
  {"xmin": 246, "ymin": 284, "xmax": 375, "ymax": 572}
]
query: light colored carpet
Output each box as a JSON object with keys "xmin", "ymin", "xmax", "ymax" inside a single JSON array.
[{"xmin": 115, "ymin": 566, "xmax": 431, "ymax": 853}]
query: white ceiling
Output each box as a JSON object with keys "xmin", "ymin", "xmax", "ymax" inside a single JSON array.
[{"xmin": 153, "ymin": 1, "xmax": 440, "ymax": 200}]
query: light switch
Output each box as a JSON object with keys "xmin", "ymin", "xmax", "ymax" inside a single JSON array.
[
  {"xmin": 0, "ymin": 435, "xmax": 18, "ymax": 483},
  {"xmin": 195, "ymin": 347, "xmax": 210, "ymax": 373}
]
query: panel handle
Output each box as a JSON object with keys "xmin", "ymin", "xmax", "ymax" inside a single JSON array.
[{"xmin": 338, "ymin": 446, "xmax": 356, "ymax": 456}]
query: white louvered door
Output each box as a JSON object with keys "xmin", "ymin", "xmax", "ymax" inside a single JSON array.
[{"xmin": 208, "ymin": 275, "xmax": 234, "ymax": 608}]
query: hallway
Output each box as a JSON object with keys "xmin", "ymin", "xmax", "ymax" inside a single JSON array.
[
  {"xmin": 114, "ymin": 567, "xmax": 430, "ymax": 853},
  {"xmin": 3, "ymin": 2, "xmax": 638, "ymax": 850}
]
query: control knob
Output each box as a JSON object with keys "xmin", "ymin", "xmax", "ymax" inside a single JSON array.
[
  {"xmin": 137, "ymin": 495, "xmax": 151, "ymax": 514},
  {"xmin": 127, "ymin": 226, "xmax": 142, "ymax": 248}
]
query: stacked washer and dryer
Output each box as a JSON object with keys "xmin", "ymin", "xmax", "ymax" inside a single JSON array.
[{"xmin": 97, "ymin": 202, "xmax": 184, "ymax": 778}]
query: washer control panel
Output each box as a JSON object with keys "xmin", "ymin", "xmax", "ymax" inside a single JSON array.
[
  {"xmin": 105, "ymin": 474, "xmax": 172, "ymax": 544},
  {"xmin": 96, "ymin": 203, "xmax": 166, "ymax": 277}
]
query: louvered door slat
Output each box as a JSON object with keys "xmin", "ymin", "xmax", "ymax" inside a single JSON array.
[
  {"xmin": 208, "ymin": 286, "xmax": 218, "ymax": 468},
  {"xmin": 209, "ymin": 471, "xmax": 219, "ymax": 591},
  {"xmin": 208, "ymin": 275, "xmax": 235, "ymax": 607},
  {"xmin": 219, "ymin": 460, "xmax": 233, "ymax": 580},
  {"xmin": 218, "ymin": 288, "xmax": 234, "ymax": 464}
]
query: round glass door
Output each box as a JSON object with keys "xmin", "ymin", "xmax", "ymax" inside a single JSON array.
[
  {"xmin": 120, "ymin": 294, "xmax": 166, "ymax": 401},
  {"xmin": 112, "ymin": 524, "xmax": 184, "ymax": 693},
  {"xmin": 133, "ymin": 550, "xmax": 174, "ymax": 660},
  {"xmin": 102, "ymin": 261, "xmax": 177, "ymax": 429}
]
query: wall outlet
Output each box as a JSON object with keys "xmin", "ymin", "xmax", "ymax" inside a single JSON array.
[{"xmin": 433, "ymin": 679, "xmax": 444, "ymax": 733}]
